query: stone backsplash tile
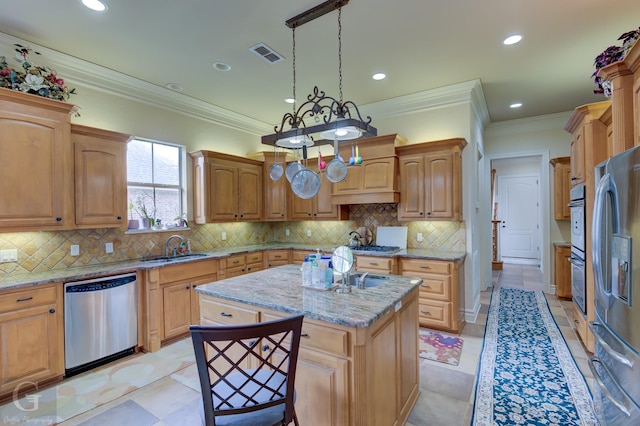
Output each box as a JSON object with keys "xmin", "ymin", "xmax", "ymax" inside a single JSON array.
[{"xmin": 0, "ymin": 204, "xmax": 465, "ymax": 276}]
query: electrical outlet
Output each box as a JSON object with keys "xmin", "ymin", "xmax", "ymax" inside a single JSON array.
[
  {"xmin": 221, "ymin": 232, "xmax": 227, "ymax": 241},
  {"xmin": 71, "ymin": 244, "xmax": 80, "ymax": 256},
  {"xmin": 105, "ymin": 242, "xmax": 114, "ymax": 254},
  {"xmin": 285, "ymin": 228, "xmax": 290, "ymax": 236},
  {"xmin": 0, "ymin": 249, "xmax": 18, "ymax": 263},
  {"xmin": 306, "ymin": 229, "xmax": 312, "ymax": 237},
  {"xmin": 416, "ymin": 233, "xmax": 423, "ymax": 242}
]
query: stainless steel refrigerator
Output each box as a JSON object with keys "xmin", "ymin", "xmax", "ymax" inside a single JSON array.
[{"xmin": 591, "ymin": 144, "xmax": 640, "ymax": 424}]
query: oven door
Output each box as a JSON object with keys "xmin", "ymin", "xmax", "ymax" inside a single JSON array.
[
  {"xmin": 569, "ymin": 251, "xmax": 586, "ymax": 314},
  {"xmin": 570, "ymin": 201, "xmax": 585, "ymax": 255}
]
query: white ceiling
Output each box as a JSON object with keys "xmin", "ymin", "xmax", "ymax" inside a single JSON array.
[{"xmin": 1, "ymin": 0, "xmax": 639, "ymax": 128}]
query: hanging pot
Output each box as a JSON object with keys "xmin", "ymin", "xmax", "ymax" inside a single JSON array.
[
  {"xmin": 291, "ymin": 145, "xmax": 321, "ymax": 199},
  {"xmin": 269, "ymin": 146, "xmax": 284, "ymax": 181},
  {"xmin": 286, "ymin": 149, "xmax": 304, "ymax": 182},
  {"xmin": 326, "ymin": 139, "xmax": 348, "ymax": 183}
]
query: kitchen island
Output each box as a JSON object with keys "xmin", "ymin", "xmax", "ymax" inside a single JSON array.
[{"xmin": 196, "ymin": 264, "xmax": 422, "ymax": 426}]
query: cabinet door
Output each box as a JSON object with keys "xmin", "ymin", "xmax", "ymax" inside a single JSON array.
[
  {"xmin": 264, "ymin": 166, "xmax": 287, "ymax": 221},
  {"xmin": 570, "ymin": 127, "xmax": 585, "ymax": 185},
  {"xmin": 398, "ymin": 155, "xmax": 425, "ymax": 220},
  {"xmin": 0, "ymin": 110, "xmax": 71, "ymax": 230},
  {"xmin": 555, "ymin": 246, "xmax": 572, "ymax": 299},
  {"xmin": 238, "ymin": 165, "xmax": 262, "ymax": 220},
  {"xmin": 369, "ymin": 315, "xmax": 398, "ymax": 426},
  {"xmin": 0, "ymin": 304, "xmax": 63, "ymax": 394},
  {"xmin": 209, "ymin": 163, "xmax": 238, "ymax": 221},
  {"xmin": 314, "ymin": 179, "xmax": 340, "ymax": 219},
  {"xmin": 289, "ymin": 189, "xmax": 314, "ymax": 219},
  {"xmin": 291, "ymin": 348, "xmax": 350, "ymax": 426},
  {"xmin": 397, "ymin": 292, "xmax": 419, "ymax": 422},
  {"xmin": 424, "ymin": 152, "xmax": 454, "ymax": 219},
  {"xmin": 162, "ymin": 281, "xmax": 192, "ymax": 340},
  {"xmin": 191, "ymin": 276, "xmax": 216, "ymax": 325},
  {"xmin": 74, "ymin": 136, "xmax": 127, "ymax": 228}
]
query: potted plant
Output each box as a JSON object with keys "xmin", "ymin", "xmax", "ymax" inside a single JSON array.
[
  {"xmin": 127, "ymin": 199, "xmax": 139, "ymax": 229},
  {"xmin": 174, "ymin": 212, "xmax": 189, "ymax": 228},
  {"xmin": 592, "ymin": 27, "xmax": 640, "ymax": 96},
  {"xmin": 135, "ymin": 195, "xmax": 155, "ymax": 229}
]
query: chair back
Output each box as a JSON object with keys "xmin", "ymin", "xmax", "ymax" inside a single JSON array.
[{"xmin": 190, "ymin": 314, "xmax": 304, "ymax": 426}]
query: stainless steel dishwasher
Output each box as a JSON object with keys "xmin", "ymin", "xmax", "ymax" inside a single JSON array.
[{"xmin": 64, "ymin": 273, "xmax": 137, "ymax": 376}]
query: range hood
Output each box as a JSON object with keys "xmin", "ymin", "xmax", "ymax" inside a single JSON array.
[{"xmin": 330, "ymin": 134, "xmax": 406, "ymax": 205}]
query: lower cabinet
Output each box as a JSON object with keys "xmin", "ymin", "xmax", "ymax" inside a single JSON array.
[
  {"xmin": 355, "ymin": 255, "xmax": 397, "ymax": 274},
  {"xmin": 0, "ymin": 283, "xmax": 64, "ymax": 398},
  {"xmin": 143, "ymin": 259, "xmax": 218, "ymax": 351},
  {"xmin": 223, "ymin": 252, "xmax": 263, "ymax": 278},
  {"xmin": 198, "ymin": 287, "xmax": 419, "ymax": 425},
  {"xmin": 265, "ymin": 249, "xmax": 290, "ymax": 268},
  {"xmin": 399, "ymin": 257, "xmax": 465, "ymax": 333},
  {"xmin": 554, "ymin": 244, "xmax": 572, "ymax": 299}
]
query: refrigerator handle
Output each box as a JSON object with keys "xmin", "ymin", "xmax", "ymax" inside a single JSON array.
[
  {"xmin": 592, "ymin": 172, "xmax": 616, "ymax": 299},
  {"xmin": 589, "ymin": 322, "xmax": 634, "ymax": 368},
  {"xmin": 588, "ymin": 357, "xmax": 632, "ymax": 417}
]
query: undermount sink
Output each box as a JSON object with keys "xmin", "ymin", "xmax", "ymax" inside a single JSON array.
[
  {"xmin": 140, "ymin": 253, "xmax": 209, "ymax": 263},
  {"xmin": 348, "ymin": 273, "xmax": 390, "ymax": 288}
]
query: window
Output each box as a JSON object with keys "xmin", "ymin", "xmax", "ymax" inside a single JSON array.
[{"xmin": 127, "ymin": 138, "xmax": 186, "ymax": 228}]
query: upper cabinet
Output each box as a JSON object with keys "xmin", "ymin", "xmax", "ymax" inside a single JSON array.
[
  {"xmin": 0, "ymin": 89, "xmax": 76, "ymax": 232},
  {"xmin": 550, "ymin": 157, "xmax": 571, "ymax": 221},
  {"xmin": 397, "ymin": 138, "xmax": 466, "ymax": 221},
  {"xmin": 72, "ymin": 124, "xmax": 131, "ymax": 229},
  {"xmin": 261, "ymin": 152, "xmax": 288, "ymax": 221},
  {"xmin": 331, "ymin": 134, "xmax": 407, "ymax": 205},
  {"xmin": 190, "ymin": 151, "xmax": 263, "ymax": 223}
]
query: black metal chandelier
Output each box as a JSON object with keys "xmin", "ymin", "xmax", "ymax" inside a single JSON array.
[{"xmin": 261, "ymin": 0, "xmax": 377, "ymax": 148}]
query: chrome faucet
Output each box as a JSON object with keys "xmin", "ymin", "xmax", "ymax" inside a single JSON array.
[
  {"xmin": 165, "ymin": 235, "xmax": 186, "ymax": 257},
  {"xmin": 357, "ymin": 272, "xmax": 369, "ymax": 289}
]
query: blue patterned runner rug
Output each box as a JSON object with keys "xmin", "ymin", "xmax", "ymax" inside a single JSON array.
[{"xmin": 471, "ymin": 287, "xmax": 597, "ymax": 425}]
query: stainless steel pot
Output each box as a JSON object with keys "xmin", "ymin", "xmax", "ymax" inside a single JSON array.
[
  {"xmin": 325, "ymin": 140, "xmax": 348, "ymax": 183},
  {"xmin": 291, "ymin": 145, "xmax": 321, "ymax": 199}
]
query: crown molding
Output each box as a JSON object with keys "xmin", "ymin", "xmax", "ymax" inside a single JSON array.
[{"xmin": 484, "ymin": 111, "xmax": 573, "ymax": 137}]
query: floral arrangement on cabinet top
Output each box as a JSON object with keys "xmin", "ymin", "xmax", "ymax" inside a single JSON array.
[
  {"xmin": 0, "ymin": 44, "xmax": 76, "ymax": 102},
  {"xmin": 592, "ymin": 27, "xmax": 640, "ymax": 97}
]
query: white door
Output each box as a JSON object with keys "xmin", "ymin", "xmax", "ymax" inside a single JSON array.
[{"xmin": 498, "ymin": 175, "xmax": 540, "ymax": 260}]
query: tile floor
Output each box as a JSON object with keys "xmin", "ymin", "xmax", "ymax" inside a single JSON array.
[{"xmin": 0, "ymin": 263, "xmax": 594, "ymax": 426}]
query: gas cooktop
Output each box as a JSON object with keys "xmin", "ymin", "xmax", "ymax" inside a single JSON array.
[{"xmin": 351, "ymin": 245, "xmax": 402, "ymax": 253}]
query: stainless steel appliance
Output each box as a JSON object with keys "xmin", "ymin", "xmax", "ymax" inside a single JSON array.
[
  {"xmin": 569, "ymin": 183, "xmax": 587, "ymax": 314},
  {"xmin": 64, "ymin": 273, "xmax": 137, "ymax": 376},
  {"xmin": 590, "ymin": 145, "xmax": 640, "ymax": 424}
]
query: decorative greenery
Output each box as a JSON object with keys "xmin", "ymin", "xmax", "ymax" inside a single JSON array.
[
  {"xmin": 0, "ymin": 44, "xmax": 76, "ymax": 102},
  {"xmin": 174, "ymin": 212, "xmax": 189, "ymax": 227},
  {"xmin": 592, "ymin": 28, "xmax": 640, "ymax": 95},
  {"xmin": 134, "ymin": 195, "xmax": 155, "ymax": 223}
]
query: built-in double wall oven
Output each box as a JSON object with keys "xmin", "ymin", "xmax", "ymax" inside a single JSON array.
[{"xmin": 569, "ymin": 183, "xmax": 587, "ymax": 314}]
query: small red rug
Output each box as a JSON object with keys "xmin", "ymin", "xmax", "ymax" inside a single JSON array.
[{"xmin": 418, "ymin": 329, "xmax": 463, "ymax": 366}]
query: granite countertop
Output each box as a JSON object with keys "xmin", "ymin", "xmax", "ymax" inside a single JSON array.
[
  {"xmin": 553, "ymin": 241, "xmax": 571, "ymax": 247},
  {"xmin": 196, "ymin": 264, "xmax": 422, "ymax": 328},
  {"xmin": 0, "ymin": 243, "xmax": 464, "ymax": 291}
]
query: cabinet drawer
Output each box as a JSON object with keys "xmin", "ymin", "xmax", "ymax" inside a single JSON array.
[
  {"xmin": 226, "ymin": 253, "xmax": 245, "ymax": 268},
  {"xmin": 246, "ymin": 262, "xmax": 263, "ymax": 274},
  {"xmin": 400, "ymin": 258, "xmax": 450, "ymax": 275},
  {"xmin": 247, "ymin": 252, "xmax": 263, "ymax": 263},
  {"xmin": 418, "ymin": 276, "xmax": 451, "ymax": 301},
  {"xmin": 0, "ymin": 285, "xmax": 57, "ymax": 313},
  {"xmin": 356, "ymin": 256, "xmax": 393, "ymax": 273},
  {"xmin": 264, "ymin": 313, "xmax": 350, "ymax": 357},
  {"xmin": 200, "ymin": 298, "xmax": 259, "ymax": 325},
  {"xmin": 266, "ymin": 250, "xmax": 289, "ymax": 262},
  {"xmin": 418, "ymin": 300, "xmax": 452, "ymax": 329},
  {"xmin": 572, "ymin": 304, "xmax": 587, "ymax": 344},
  {"xmin": 159, "ymin": 259, "xmax": 217, "ymax": 283}
]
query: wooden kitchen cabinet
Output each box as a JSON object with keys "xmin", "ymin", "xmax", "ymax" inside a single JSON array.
[
  {"xmin": 554, "ymin": 244, "xmax": 572, "ymax": 299},
  {"xmin": 72, "ymin": 124, "xmax": 131, "ymax": 229},
  {"xmin": 288, "ymin": 156, "xmax": 348, "ymax": 221},
  {"xmin": 397, "ymin": 138, "xmax": 466, "ymax": 221},
  {"xmin": 399, "ymin": 257, "xmax": 465, "ymax": 333},
  {"xmin": 265, "ymin": 249, "xmax": 290, "ymax": 268},
  {"xmin": 0, "ymin": 88, "xmax": 76, "ymax": 232},
  {"xmin": 0, "ymin": 283, "xmax": 64, "ymax": 398},
  {"xmin": 550, "ymin": 156, "xmax": 571, "ymax": 220},
  {"xmin": 261, "ymin": 151, "xmax": 288, "ymax": 221},
  {"xmin": 222, "ymin": 251, "xmax": 264, "ymax": 278},
  {"xmin": 355, "ymin": 255, "xmax": 397, "ymax": 274},
  {"xmin": 332, "ymin": 134, "xmax": 406, "ymax": 205},
  {"xmin": 190, "ymin": 151, "xmax": 263, "ymax": 223},
  {"xmin": 143, "ymin": 258, "xmax": 218, "ymax": 351}
]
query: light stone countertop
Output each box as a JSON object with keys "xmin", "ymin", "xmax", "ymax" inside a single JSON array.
[
  {"xmin": 196, "ymin": 264, "xmax": 422, "ymax": 328},
  {"xmin": 0, "ymin": 243, "xmax": 464, "ymax": 291}
]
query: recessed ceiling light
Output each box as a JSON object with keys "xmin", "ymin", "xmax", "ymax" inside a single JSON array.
[
  {"xmin": 284, "ymin": 98, "xmax": 295, "ymax": 104},
  {"xmin": 166, "ymin": 83, "xmax": 183, "ymax": 92},
  {"xmin": 372, "ymin": 72, "xmax": 386, "ymax": 81},
  {"xmin": 510, "ymin": 102, "xmax": 523, "ymax": 108},
  {"xmin": 81, "ymin": 0, "xmax": 107, "ymax": 12},
  {"xmin": 503, "ymin": 34, "xmax": 522, "ymax": 45},
  {"xmin": 213, "ymin": 62, "xmax": 231, "ymax": 72}
]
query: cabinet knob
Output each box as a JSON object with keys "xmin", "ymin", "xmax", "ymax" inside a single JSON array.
[
  {"xmin": 234, "ymin": 214, "xmax": 238, "ymax": 218},
  {"xmin": 49, "ymin": 309, "xmax": 56, "ymax": 314},
  {"xmin": 186, "ymin": 285, "xmax": 190, "ymax": 290},
  {"xmin": 117, "ymin": 216, "xmax": 122, "ymax": 220},
  {"xmin": 421, "ymin": 310, "xmax": 431, "ymax": 316},
  {"xmin": 426, "ymin": 212, "xmax": 431, "ymax": 216},
  {"xmin": 419, "ymin": 212, "xmax": 423, "ymax": 216},
  {"xmin": 56, "ymin": 217, "xmax": 62, "ymax": 222},
  {"xmin": 301, "ymin": 333, "xmax": 309, "ymax": 338},
  {"xmin": 240, "ymin": 214, "xmax": 244, "ymax": 218}
]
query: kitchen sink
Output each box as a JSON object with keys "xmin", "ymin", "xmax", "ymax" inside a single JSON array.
[
  {"xmin": 140, "ymin": 253, "xmax": 209, "ymax": 263},
  {"xmin": 348, "ymin": 273, "xmax": 390, "ymax": 288}
]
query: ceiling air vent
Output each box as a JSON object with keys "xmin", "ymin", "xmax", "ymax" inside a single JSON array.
[{"xmin": 249, "ymin": 43, "xmax": 284, "ymax": 64}]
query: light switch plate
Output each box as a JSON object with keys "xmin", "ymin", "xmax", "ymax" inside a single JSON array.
[
  {"xmin": 105, "ymin": 242, "xmax": 114, "ymax": 254},
  {"xmin": 306, "ymin": 230, "xmax": 312, "ymax": 237},
  {"xmin": 417, "ymin": 233, "xmax": 423, "ymax": 242},
  {"xmin": 71, "ymin": 244, "xmax": 80, "ymax": 256},
  {"xmin": 285, "ymin": 228, "xmax": 290, "ymax": 236},
  {"xmin": 0, "ymin": 249, "xmax": 17, "ymax": 262},
  {"xmin": 221, "ymin": 232, "xmax": 227, "ymax": 241}
]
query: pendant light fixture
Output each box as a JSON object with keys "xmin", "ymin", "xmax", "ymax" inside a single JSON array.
[{"xmin": 261, "ymin": 0, "xmax": 376, "ymax": 148}]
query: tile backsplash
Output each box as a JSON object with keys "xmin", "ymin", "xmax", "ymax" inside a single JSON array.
[{"xmin": 0, "ymin": 204, "xmax": 465, "ymax": 276}]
